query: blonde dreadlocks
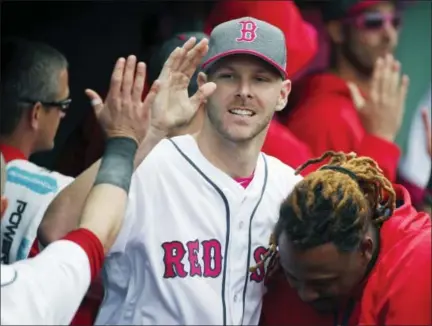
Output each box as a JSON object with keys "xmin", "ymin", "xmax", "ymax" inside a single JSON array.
[{"xmin": 250, "ymin": 151, "xmax": 396, "ymax": 273}]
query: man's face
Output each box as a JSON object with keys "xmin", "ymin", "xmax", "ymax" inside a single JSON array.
[
  {"xmin": 35, "ymin": 68, "xmax": 69, "ymax": 151},
  {"xmin": 342, "ymin": 2, "xmax": 401, "ymax": 76},
  {"xmin": 278, "ymin": 231, "xmax": 367, "ymax": 313},
  {"xmin": 204, "ymin": 54, "xmax": 290, "ymax": 143}
]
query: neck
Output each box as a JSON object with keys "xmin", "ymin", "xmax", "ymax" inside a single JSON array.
[
  {"xmin": 332, "ymin": 57, "xmax": 371, "ymax": 95},
  {"xmin": 0, "ymin": 132, "xmax": 35, "ymax": 158},
  {"xmin": 195, "ymin": 119, "xmax": 266, "ymax": 178}
]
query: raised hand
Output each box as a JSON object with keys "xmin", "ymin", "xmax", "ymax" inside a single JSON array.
[
  {"xmin": 150, "ymin": 37, "xmax": 217, "ymax": 135},
  {"xmin": 85, "ymin": 55, "xmax": 160, "ymax": 145},
  {"xmin": 347, "ymin": 54, "xmax": 409, "ymax": 143}
]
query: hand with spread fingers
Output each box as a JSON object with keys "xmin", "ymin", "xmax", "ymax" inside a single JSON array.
[
  {"xmin": 150, "ymin": 37, "xmax": 217, "ymax": 136},
  {"xmin": 85, "ymin": 55, "xmax": 161, "ymax": 145},
  {"xmin": 347, "ymin": 54, "xmax": 409, "ymax": 143}
]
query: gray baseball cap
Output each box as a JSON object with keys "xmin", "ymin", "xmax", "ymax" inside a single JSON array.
[{"xmin": 202, "ymin": 17, "xmax": 287, "ymax": 79}]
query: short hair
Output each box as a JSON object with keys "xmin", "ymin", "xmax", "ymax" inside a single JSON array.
[
  {"xmin": 1, "ymin": 153, "xmax": 6, "ymax": 196},
  {"xmin": 0, "ymin": 38, "xmax": 68, "ymax": 136},
  {"xmin": 251, "ymin": 151, "xmax": 396, "ymax": 273}
]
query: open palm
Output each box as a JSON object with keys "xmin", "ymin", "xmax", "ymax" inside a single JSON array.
[{"xmin": 150, "ymin": 37, "xmax": 216, "ymax": 134}]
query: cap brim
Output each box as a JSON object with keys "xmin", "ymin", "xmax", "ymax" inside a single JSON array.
[{"xmin": 202, "ymin": 49, "xmax": 287, "ymax": 79}]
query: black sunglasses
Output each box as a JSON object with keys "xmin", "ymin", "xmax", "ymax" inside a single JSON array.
[{"xmin": 20, "ymin": 98, "xmax": 72, "ymax": 112}]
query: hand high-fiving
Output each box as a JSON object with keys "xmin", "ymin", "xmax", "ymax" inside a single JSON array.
[
  {"xmin": 150, "ymin": 37, "xmax": 217, "ymax": 135},
  {"xmin": 85, "ymin": 56, "xmax": 160, "ymax": 145},
  {"xmin": 348, "ymin": 54, "xmax": 409, "ymax": 143}
]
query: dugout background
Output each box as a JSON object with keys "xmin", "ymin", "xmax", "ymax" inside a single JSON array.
[{"xmin": 1, "ymin": 1, "xmax": 430, "ymax": 170}]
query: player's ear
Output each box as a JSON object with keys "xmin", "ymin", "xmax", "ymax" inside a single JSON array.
[
  {"xmin": 0, "ymin": 196, "xmax": 8, "ymax": 220},
  {"xmin": 275, "ymin": 79, "xmax": 291, "ymax": 112},
  {"xmin": 29, "ymin": 102, "xmax": 44, "ymax": 131},
  {"xmin": 197, "ymin": 72, "xmax": 208, "ymax": 88}
]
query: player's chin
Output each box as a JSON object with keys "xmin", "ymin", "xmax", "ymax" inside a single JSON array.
[{"xmin": 223, "ymin": 127, "xmax": 260, "ymax": 143}]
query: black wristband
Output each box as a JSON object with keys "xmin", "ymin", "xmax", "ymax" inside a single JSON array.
[{"xmin": 94, "ymin": 137, "xmax": 138, "ymax": 193}]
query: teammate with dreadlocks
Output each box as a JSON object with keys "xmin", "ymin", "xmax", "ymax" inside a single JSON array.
[{"xmin": 259, "ymin": 151, "xmax": 431, "ymax": 326}]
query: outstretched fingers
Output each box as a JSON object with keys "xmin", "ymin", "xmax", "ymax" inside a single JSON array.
[
  {"xmin": 398, "ymin": 75, "xmax": 410, "ymax": 111},
  {"xmin": 189, "ymin": 82, "xmax": 217, "ymax": 109},
  {"xmin": 142, "ymin": 80, "xmax": 161, "ymax": 111},
  {"xmin": 108, "ymin": 57, "xmax": 126, "ymax": 99},
  {"xmin": 370, "ymin": 57, "xmax": 383, "ymax": 103},
  {"xmin": 85, "ymin": 89, "xmax": 104, "ymax": 117},
  {"xmin": 132, "ymin": 62, "xmax": 147, "ymax": 103},
  {"xmin": 180, "ymin": 38, "xmax": 209, "ymax": 79},
  {"xmin": 181, "ymin": 36, "xmax": 197, "ymax": 52},
  {"xmin": 121, "ymin": 55, "xmax": 137, "ymax": 98},
  {"xmin": 158, "ymin": 43, "xmax": 190, "ymax": 81},
  {"xmin": 347, "ymin": 82, "xmax": 365, "ymax": 111}
]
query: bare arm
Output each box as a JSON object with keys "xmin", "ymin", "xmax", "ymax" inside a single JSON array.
[{"xmin": 38, "ymin": 131, "xmax": 163, "ymax": 246}]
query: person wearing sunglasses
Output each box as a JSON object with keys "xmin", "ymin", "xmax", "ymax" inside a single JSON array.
[
  {"xmin": 0, "ymin": 37, "xmax": 74, "ymax": 263},
  {"xmin": 0, "ymin": 38, "xmax": 100, "ymax": 326},
  {"xmin": 284, "ymin": 0, "xmax": 408, "ymax": 183}
]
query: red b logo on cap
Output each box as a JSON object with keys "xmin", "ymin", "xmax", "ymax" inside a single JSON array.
[{"xmin": 236, "ymin": 20, "xmax": 258, "ymax": 42}]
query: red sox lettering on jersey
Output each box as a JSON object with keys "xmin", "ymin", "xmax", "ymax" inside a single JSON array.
[
  {"xmin": 236, "ymin": 20, "xmax": 258, "ymax": 42},
  {"xmin": 162, "ymin": 239, "xmax": 267, "ymax": 282},
  {"xmin": 96, "ymin": 136, "xmax": 302, "ymax": 325}
]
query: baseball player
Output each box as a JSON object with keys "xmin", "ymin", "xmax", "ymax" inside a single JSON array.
[
  {"xmin": 0, "ymin": 56, "xmax": 160, "ymax": 325},
  {"xmin": 0, "ymin": 39, "xmax": 75, "ymax": 264},
  {"xmin": 41, "ymin": 17, "xmax": 302, "ymax": 325}
]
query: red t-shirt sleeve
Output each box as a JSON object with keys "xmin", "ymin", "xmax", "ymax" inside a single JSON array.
[{"xmin": 62, "ymin": 228, "xmax": 105, "ymax": 281}]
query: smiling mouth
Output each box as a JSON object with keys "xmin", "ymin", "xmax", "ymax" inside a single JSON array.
[{"xmin": 228, "ymin": 108, "xmax": 256, "ymax": 117}]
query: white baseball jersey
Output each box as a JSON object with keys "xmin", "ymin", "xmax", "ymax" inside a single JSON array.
[
  {"xmin": 1, "ymin": 159, "xmax": 74, "ymax": 264},
  {"xmin": 1, "ymin": 239, "xmax": 92, "ymax": 325},
  {"xmin": 399, "ymin": 85, "xmax": 431, "ymax": 188},
  {"xmin": 96, "ymin": 135, "xmax": 302, "ymax": 325}
]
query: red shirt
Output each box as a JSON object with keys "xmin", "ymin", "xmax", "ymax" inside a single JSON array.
[
  {"xmin": 262, "ymin": 120, "xmax": 314, "ymax": 175},
  {"xmin": 286, "ymin": 73, "xmax": 401, "ymax": 182},
  {"xmin": 0, "ymin": 143, "xmax": 103, "ymax": 326},
  {"xmin": 260, "ymin": 185, "xmax": 432, "ymax": 326}
]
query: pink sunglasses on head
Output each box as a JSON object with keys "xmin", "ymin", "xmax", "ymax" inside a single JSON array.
[{"xmin": 343, "ymin": 12, "xmax": 403, "ymax": 30}]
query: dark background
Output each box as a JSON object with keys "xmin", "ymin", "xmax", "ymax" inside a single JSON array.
[{"xmin": 1, "ymin": 1, "xmax": 215, "ymax": 169}]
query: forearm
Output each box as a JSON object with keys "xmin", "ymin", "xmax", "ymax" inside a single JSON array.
[
  {"xmin": 38, "ymin": 131, "xmax": 165, "ymax": 246},
  {"xmin": 133, "ymin": 128, "xmax": 166, "ymax": 168},
  {"xmin": 79, "ymin": 136, "xmax": 138, "ymax": 253},
  {"xmin": 38, "ymin": 161, "xmax": 101, "ymax": 246},
  {"xmin": 79, "ymin": 184, "xmax": 127, "ymax": 253}
]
